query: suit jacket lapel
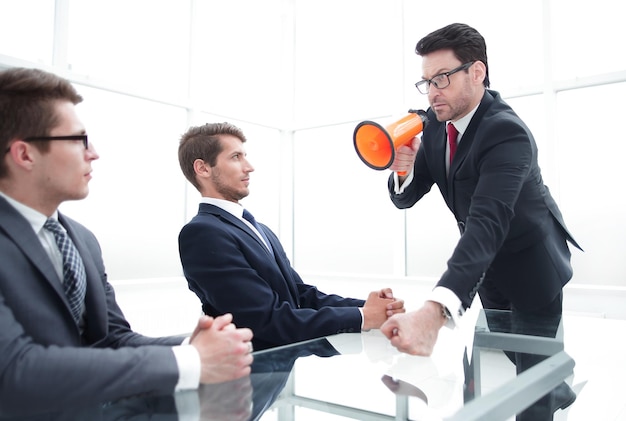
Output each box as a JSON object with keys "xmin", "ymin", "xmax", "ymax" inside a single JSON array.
[
  {"xmin": 197, "ymin": 203, "xmax": 300, "ymax": 302},
  {"xmin": 432, "ymin": 125, "xmax": 447, "ymax": 184},
  {"xmin": 0, "ymin": 197, "xmax": 67, "ymax": 301},
  {"xmin": 199, "ymin": 203, "xmax": 273, "ymax": 256},
  {"xmin": 446, "ymin": 90, "xmax": 495, "ymax": 206}
]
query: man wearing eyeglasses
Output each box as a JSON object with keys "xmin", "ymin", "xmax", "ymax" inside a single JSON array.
[
  {"xmin": 379, "ymin": 23, "xmax": 581, "ymax": 420},
  {"xmin": 0, "ymin": 67, "xmax": 253, "ymax": 417}
]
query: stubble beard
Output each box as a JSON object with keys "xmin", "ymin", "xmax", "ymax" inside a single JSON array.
[{"xmin": 211, "ymin": 172, "xmax": 249, "ymax": 202}]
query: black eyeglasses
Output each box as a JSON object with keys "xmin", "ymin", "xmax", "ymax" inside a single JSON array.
[
  {"xmin": 415, "ymin": 61, "xmax": 475, "ymax": 94},
  {"xmin": 5, "ymin": 135, "xmax": 88, "ymax": 154}
]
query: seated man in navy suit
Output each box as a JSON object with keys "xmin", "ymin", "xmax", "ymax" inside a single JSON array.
[{"xmin": 178, "ymin": 122, "xmax": 405, "ymax": 351}]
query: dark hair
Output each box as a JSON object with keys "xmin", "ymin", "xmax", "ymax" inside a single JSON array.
[
  {"xmin": 178, "ymin": 122, "xmax": 247, "ymax": 191},
  {"xmin": 415, "ymin": 23, "xmax": 490, "ymax": 88},
  {"xmin": 0, "ymin": 67, "xmax": 83, "ymax": 177}
]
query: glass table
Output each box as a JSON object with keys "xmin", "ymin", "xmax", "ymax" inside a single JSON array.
[
  {"xmin": 249, "ymin": 308, "xmax": 574, "ymax": 421},
  {"xmin": 1, "ymin": 309, "xmax": 575, "ymax": 420}
]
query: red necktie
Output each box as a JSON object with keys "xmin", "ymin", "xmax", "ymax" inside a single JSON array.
[{"xmin": 448, "ymin": 122, "xmax": 459, "ymax": 165}]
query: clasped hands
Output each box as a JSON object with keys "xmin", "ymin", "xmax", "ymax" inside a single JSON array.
[
  {"xmin": 362, "ymin": 288, "xmax": 406, "ymax": 330},
  {"xmin": 189, "ymin": 313, "xmax": 254, "ymax": 384}
]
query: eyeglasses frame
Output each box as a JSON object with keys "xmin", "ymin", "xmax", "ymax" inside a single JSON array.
[
  {"xmin": 5, "ymin": 135, "xmax": 89, "ymax": 154},
  {"xmin": 415, "ymin": 61, "xmax": 476, "ymax": 94}
]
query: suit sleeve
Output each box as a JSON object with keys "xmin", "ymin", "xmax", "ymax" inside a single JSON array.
[
  {"xmin": 296, "ymin": 281, "xmax": 365, "ymax": 310},
  {"xmin": 387, "ymin": 145, "xmax": 435, "ymax": 209},
  {"xmin": 179, "ymin": 219, "xmax": 363, "ymax": 350},
  {"xmin": 0, "ymin": 304, "xmax": 181, "ymax": 416},
  {"xmin": 439, "ymin": 119, "xmax": 532, "ymax": 308}
]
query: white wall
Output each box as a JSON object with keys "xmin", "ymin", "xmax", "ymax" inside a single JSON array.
[{"xmin": 1, "ymin": 0, "xmax": 625, "ymax": 325}]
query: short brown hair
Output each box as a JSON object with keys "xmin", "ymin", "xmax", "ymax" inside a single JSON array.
[
  {"xmin": 178, "ymin": 122, "xmax": 247, "ymax": 191},
  {"xmin": 0, "ymin": 67, "xmax": 83, "ymax": 177},
  {"xmin": 416, "ymin": 23, "xmax": 490, "ymax": 88}
]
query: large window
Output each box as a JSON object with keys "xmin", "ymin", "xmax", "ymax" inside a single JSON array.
[
  {"xmin": 59, "ymin": 86, "xmax": 188, "ymax": 279},
  {"xmin": 0, "ymin": 0, "xmax": 623, "ymax": 289},
  {"xmin": 0, "ymin": 0, "xmax": 55, "ymax": 64}
]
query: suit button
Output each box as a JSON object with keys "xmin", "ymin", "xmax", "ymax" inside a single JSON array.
[{"xmin": 457, "ymin": 221, "xmax": 465, "ymax": 235}]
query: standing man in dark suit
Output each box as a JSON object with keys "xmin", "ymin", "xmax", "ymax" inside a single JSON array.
[
  {"xmin": 378, "ymin": 24, "xmax": 581, "ymax": 419},
  {"xmin": 178, "ymin": 122, "xmax": 405, "ymax": 351},
  {"xmin": 0, "ymin": 67, "xmax": 253, "ymax": 418}
]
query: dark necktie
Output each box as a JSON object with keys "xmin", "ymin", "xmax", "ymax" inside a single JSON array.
[
  {"xmin": 448, "ymin": 122, "xmax": 459, "ymax": 165},
  {"xmin": 43, "ymin": 218, "xmax": 87, "ymax": 323},
  {"xmin": 242, "ymin": 209, "xmax": 273, "ymax": 254}
]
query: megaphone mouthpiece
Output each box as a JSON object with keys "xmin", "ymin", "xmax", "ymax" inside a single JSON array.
[
  {"xmin": 353, "ymin": 109, "xmax": 428, "ymax": 172},
  {"xmin": 408, "ymin": 109, "xmax": 429, "ymax": 127}
]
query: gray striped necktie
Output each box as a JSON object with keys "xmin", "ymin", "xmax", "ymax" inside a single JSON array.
[{"xmin": 43, "ymin": 218, "xmax": 87, "ymax": 323}]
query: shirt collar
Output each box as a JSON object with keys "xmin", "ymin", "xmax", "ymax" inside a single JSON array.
[
  {"xmin": 0, "ymin": 190, "xmax": 58, "ymax": 232},
  {"xmin": 199, "ymin": 197, "xmax": 244, "ymax": 218},
  {"xmin": 448, "ymin": 103, "xmax": 480, "ymax": 141}
]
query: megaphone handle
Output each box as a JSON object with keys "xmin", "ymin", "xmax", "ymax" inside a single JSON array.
[{"xmin": 393, "ymin": 110, "xmax": 425, "ymax": 178}]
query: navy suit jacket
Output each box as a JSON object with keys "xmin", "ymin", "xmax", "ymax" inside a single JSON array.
[
  {"xmin": 388, "ymin": 90, "xmax": 582, "ymax": 311},
  {"xmin": 0, "ymin": 197, "xmax": 183, "ymax": 417},
  {"xmin": 178, "ymin": 203, "xmax": 365, "ymax": 351}
]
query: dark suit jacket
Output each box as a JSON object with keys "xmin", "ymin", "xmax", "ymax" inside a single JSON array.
[
  {"xmin": 178, "ymin": 203, "xmax": 365, "ymax": 350},
  {"xmin": 0, "ymin": 197, "xmax": 184, "ymax": 417},
  {"xmin": 388, "ymin": 90, "xmax": 582, "ymax": 311}
]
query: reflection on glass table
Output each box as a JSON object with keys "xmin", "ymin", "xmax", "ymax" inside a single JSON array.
[
  {"xmin": 1, "ymin": 309, "xmax": 576, "ymax": 421},
  {"xmin": 266, "ymin": 309, "xmax": 574, "ymax": 421}
]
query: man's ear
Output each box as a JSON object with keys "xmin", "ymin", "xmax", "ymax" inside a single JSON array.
[
  {"xmin": 472, "ymin": 61, "xmax": 487, "ymax": 86},
  {"xmin": 193, "ymin": 158, "xmax": 212, "ymax": 178},
  {"xmin": 6, "ymin": 140, "xmax": 36, "ymax": 170}
]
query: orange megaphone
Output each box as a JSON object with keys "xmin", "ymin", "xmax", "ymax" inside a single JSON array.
[{"xmin": 353, "ymin": 109, "xmax": 428, "ymax": 175}]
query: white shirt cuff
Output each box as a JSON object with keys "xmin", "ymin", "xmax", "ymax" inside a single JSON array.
[
  {"xmin": 358, "ymin": 307, "xmax": 365, "ymax": 330},
  {"xmin": 393, "ymin": 169, "xmax": 414, "ymax": 194},
  {"xmin": 427, "ymin": 286, "xmax": 464, "ymax": 329},
  {"xmin": 172, "ymin": 343, "xmax": 201, "ymax": 391}
]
